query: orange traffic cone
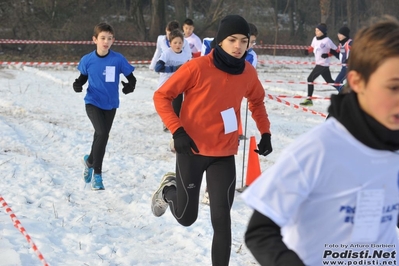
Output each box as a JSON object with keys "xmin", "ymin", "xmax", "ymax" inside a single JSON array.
[
  {"xmin": 238, "ymin": 120, "xmax": 243, "ymax": 136},
  {"xmin": 245, "ymin": 136, "xmax": 262, "ymax": 186}
]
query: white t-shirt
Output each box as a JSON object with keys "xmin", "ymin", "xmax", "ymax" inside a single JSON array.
[
  {"xmin": 311, "ymin": 36, "xmax": 337, "ymax": 66},
  {"xmin": 149, "ymin": 35, "xmax": 192, "ymax": 70},
  {"xmin": 157, "ymin": 48, "xmax": 191, "ymax": 87},
  {"xmin": 242, "ymin": 118, "xmax": 399, "ymax": 266},
  {"xmin": 185, "ymin": 33, "xmax": 202, "ymax": 53}
]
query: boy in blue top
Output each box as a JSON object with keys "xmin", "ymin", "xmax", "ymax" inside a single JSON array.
[
  {"xmin": 73, "ymin": 22, "xmax": 136, "ymax": 190},
  {"xmin": 246, "ymin": 23, "xmax": 258, "ymax": 68}
]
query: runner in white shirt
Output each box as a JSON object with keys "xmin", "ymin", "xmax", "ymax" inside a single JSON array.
[
  {"xmin": 155, "ymin": 29, "xmax": 191, "ymax": 119},
  {"xmin": 182, "ymin": 18, "xmax": 202, "ymax": 58},
  {"xmin": 300, "ymin": 23, "xmax": 337, "ymax": 106},
  {"xmin": 242, "ymin": 16, "xmax": 399, "ymax": 266},
  {"xmin": 149, "ymin": 20, "xmax": 191, "ymax": 71}
]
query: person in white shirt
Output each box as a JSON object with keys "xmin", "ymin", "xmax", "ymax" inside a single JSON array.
[
  {"xmin": 301, "ymin": 23, "xmax": 337, "ymax": 106},
  {"xmin": 182, "ymin": 18, "xmax": 202, "ymax": 58},
  {"xmin": 149, "ymin": 20, "xmax": 192, "ymax": 71},
  {"xmin": 242, "ymin": 16, "xmax": 399, "ymax": 266},
  {"xmin": 155, "ymin": 29, "xmax": 191, "ymax": 118}
]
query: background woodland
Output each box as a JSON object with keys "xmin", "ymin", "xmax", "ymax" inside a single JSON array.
[{"xmin": 0, "ymin": 0, "xmax": 398, "ymax": 61}]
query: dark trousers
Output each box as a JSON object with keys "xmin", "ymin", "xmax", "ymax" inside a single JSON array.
[
  {"xmin": 85, "ymin": 104, "xmax": 116, "ymax": 174},
  {"xmin": 164, "ymin": 154, "xmax": 236, "ymax": 266},
  {"xmin": 334, "ymin": 66, "xmax": 347, "ymax": 92},
  {"xmin": 307, "ymin": 65, "xmax": 335, "ymax": 97}
]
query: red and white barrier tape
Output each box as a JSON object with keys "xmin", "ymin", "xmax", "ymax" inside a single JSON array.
[
  {"xmin": 258, "ymin": 60, "xmax": 346, "ymax": 66},
  {"xmin": 0, "ymin": 60, "xmax": 150, "ymax": 66},
  {"xmin": 253, "ymin": 44, "xmax": 307, "ymax": 50},
  {"xmin": 271, "ymin": 95, "xmax": 331, "ymax": 100},
  {"xmin": 265, "ymin": 80, "xmax": 343, "ymax": 86},
  {"xmin": 0, "ymin": 196, "xmax": 49, "ymax": 266},
  {"xmin": 0, "ymin": 60, "xmax": 343, "ymax": 68},
  {"xmin": 266, "ymin": 94, "xmax": 327, "ymax": 118},
  {"xmin": 0, "ymin": 39, "xmax": 155, "ymax": 47},
  {"xmin": 0, "ymin": 39, "xmax": 310, "ymax": 50}
]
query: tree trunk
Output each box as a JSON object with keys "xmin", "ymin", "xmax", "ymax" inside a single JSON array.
[
  {"xmin": 287, "ymin": 0, "xmax": 295, "ymax": 37},
  {"xmin": 130, "ymin": 0, "xmax": 146, "ymax": 40},
  {"xmin": 201, "ymin": 0, "xmax": 226, "ymax": 34},
  {"xmin": 149, "ymin": 0, "xmax": 165, "ymax": 40},
  {"xmin": 347, "ymin": 0, "xmax": 352, "ymax": 29},
  {"xmin": 188, "ymin": 0, "xmax": 193, "ymax": 19},
  {"xmin": 269, "ymin": 0, "xmax": 279, "ymax": 55},
  {"xmin": 320, "ymin": 0, "xmax": 330, "ymax": 23},
  {"xmin": 174, "ymin": 0, "xmax": 186, "ymax": 25}
]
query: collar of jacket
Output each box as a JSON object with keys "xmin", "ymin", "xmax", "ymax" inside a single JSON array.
[
  {"xmin": 328, "ymin": 92, "xmax": 399, "ymax": 151},
  {"xmin": 212, "ymin": 45, "xmax": 247, "ymax": 75}
]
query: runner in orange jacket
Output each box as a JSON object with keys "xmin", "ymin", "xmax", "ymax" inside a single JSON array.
[{"xmin": 151, "ymin": 14, "xmax": 272, "ymax": 266}]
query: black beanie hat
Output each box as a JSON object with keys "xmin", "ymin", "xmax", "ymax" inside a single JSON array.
[
  {"xmin": 316, "ymin": 23, "xmax": 327, "ymax": 35},
  {"xmin": 338, "ymin": 26, "xmax": 350, "ymax": 37},
  {"xmin": 215, "ymin": 15, "xmax": 250, "ymax": 44}
]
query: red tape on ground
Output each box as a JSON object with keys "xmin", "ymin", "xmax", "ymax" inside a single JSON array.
[
  {"xmin": 0, "ymin": 196, "xmax": 49, "ymax": 266},
  {"xmin": 266, "ymin": 94, "xmax": 327, "ymax": 118},
  {"xmin": 271, "ymin": 95, "xmax": 330, "ymax": 100},
  {"xmin": 265, "ymin": 79, "xmax": 343, "ymax": 86}
]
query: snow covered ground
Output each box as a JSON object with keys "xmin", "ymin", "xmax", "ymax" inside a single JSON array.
[{"xmin": 0, "ymin": 54, "xmax": 336, "ymax": 265}]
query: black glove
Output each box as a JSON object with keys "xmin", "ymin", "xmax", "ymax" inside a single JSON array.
[
  {"xmin": 121, "ymin": 81, "xmax": 135, "ymax": 94},
  {"xmin": 173, "ymin": 127, "xmax": 199, "ymax": 155},
  {"xmin": 304, "ymin": 49, "xmax": 309, "ymax": 56},
  {"xmin": 321, "ymin": 53, "xmax": 329, "ymax": 59},
  {"xmin": 73, "ymin": 79, "xmax": 83, "ymax": 93},
  {"xmin": 254, "ymin": 133, "xmax": 272, "ymax": 156}
]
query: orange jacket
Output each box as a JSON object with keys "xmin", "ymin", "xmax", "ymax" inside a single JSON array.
[{"xmin": 153, "ymin": 52, "xmax": 271, "ymax": 156}]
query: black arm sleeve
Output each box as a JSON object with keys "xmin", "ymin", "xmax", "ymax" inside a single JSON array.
[
  {"xmin": 245, "ymin": 210, "xmax": 305, "ymax": 266},
  {"xmin": 125, "ymin": 73, "xmax": 137, "ymax": 86},
  {"xmin": 76, "ymin": 74, "xmax": 88, "ymax": 85},
  {"xmin": 330, "ymin": 48, "xmax": 339, "ymax": 59}
]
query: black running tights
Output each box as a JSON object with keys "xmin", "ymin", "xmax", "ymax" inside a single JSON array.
[
  {"xmin": 85, "ymin": 104, "xmax": 116, "ymax": 174},
  {"xmin": 307, "ymin": 65, "xmax": 335, "ymax": 97},
  {"xmin": 164, "ymin": 154, "xmax": 236, "ymax": 266}
]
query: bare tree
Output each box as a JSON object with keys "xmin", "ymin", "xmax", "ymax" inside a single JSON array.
[
  {"xmin": 287, "ymin": 0, "xmax": 295, "ymax": 37},
  {"xmin": 200, "ymin": 0, "xmax": 227, "ymax": 34},
  {"xmin": 174, "ymin": 0, "xmax": 187, "ymax": 25},
  {"xmin": 149, "ymin": 0, "xmax": 166, "ymax": 40},
  {"xmin": 130, "ymin": 0, "xmax": 147, "ymax": 40},
  {"xmin": 320, "ymin": 0, "xmax": 331, "ymax": 23},
  {"xmin": 187, "ymin": 0, "xmax": 193, "ymax": 19}
]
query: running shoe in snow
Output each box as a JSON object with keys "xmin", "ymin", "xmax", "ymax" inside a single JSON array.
[
  {"xmin": 151, "ymin": 172, "xmax": 176, "ymax": 217},
  {"xmin": 82, "ymin": 154, "xmax": 93, "ymax": 183},
  {"xmin": 91, "ymin": 173, "xmax": 105, "ymax": 190}
]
